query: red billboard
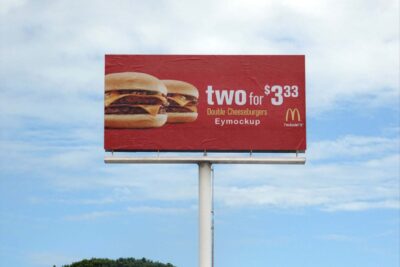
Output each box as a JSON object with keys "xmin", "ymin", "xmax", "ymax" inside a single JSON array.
[{"xmin": 104, "ymin": 55, "xmax": 306, "ymax": 152}]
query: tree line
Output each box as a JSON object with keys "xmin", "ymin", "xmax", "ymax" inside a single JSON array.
[{"xmin": 58, "ymin": 257, "xmax": 176, "ymax": 267}]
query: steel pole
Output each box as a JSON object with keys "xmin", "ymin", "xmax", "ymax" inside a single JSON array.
[{"xmin": 199, "ymin": 162, "xmax": 212, "ymax": 267}]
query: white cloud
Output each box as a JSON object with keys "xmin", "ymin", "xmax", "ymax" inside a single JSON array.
[
  {"xmin": 0, "ymin": 0, "xmax": 26, "ymax": 16},
  {"xmin": 214, "ymin": 152, "xmax": 399, "ymax": 210},
  {"xmin": 217, "ymin": 185, "xmax": 330, "ymax": 208},
  {"xmin": 64, "ymin": 210, "xmax": 120, "ymax": 221},
  {"xmin": 64, "ymin": 205, "xmax": 195, "ymax": 221},
  {"xmin": 323, "ymin": 200, "xmax": 399, "ymax": 212},
  {"xmin": 5, "ymin": 131, "xmax": 396, "ymax": 212},
  {"xmin": 308, "ymin": 135, "xmax": 399, "ymax": 161},
  {"xmin": 127, "ymin": 205, "xmax": 194, "ymax": 214},
  {"xmin": 0, "ymin": 0, "xmax": 398, "ymax": 125}
]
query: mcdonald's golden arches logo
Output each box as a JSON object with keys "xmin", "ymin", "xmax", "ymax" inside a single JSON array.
[{"xmin": 285, "ymin": 108, "xmax": 301, "ymax": 122}]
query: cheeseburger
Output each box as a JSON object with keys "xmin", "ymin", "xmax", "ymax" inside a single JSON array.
[
  {"xmin": 105, "ymin": 72, "xmax": 168, "ymax": 128},
  {"xmin": 162, "ymin": 80, "xmax": 199, "ymax": 123}
]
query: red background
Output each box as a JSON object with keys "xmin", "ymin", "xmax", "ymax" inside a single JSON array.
[{"xmin": 104, "ymin": 55, "xmax": 306, "ymax": 152}]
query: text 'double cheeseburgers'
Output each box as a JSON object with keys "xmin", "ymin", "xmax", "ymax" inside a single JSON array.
[
  {"xmin": 162, "ymin": 80, "xmax": 199, "ymax": 123},
  {"xmin": 105, "ymin": 72, "xmax": 168, "ymax": 128}
]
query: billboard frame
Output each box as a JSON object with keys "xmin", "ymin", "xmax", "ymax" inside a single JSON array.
[{"xmin": 105, "ymin": 54, "xmax": 306, "ymax": 152}]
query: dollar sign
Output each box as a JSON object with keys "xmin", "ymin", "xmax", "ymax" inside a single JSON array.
[{"xmin": 264, "ymin": 85, "xmax": 271, "ymax": 95}]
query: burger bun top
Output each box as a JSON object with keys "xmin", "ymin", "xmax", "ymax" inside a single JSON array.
[
  {"xmin": 105, "ymin": 72, "xmax": 167, "ymax": 95},
  {"xmin": 162, "ymin": 80, "xmax": 199, "ymax": 98}
]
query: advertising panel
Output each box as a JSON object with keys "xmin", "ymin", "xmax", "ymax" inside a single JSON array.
[{"xmin": 104, "ymin": 55, "xmax": 306, "ymax": 152}]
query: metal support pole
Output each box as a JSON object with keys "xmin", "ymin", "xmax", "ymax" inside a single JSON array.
[{"xmin": 199, "ymin": 162, "xmax": 212, "ymax": 267}]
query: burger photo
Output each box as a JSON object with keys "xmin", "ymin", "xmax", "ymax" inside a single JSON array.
[
  {"xmin": 162, "ymin": 80, "xmax": 199, "ymax": 123},
  {"xmin": 105, "ymin": 72, "xmax": 168, "ymax": 128}
]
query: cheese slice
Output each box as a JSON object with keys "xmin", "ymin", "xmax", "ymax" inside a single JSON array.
[
  {"xmin": 168, "ymin": 95, "xmax": 192, "ymax": 107},
  {"xmin": 136, "ymin": 105, "xmax": 162, "ymax": 116},
  {"xmin": 105, "ymin": 93, "xmax": 130, "ymax": 107},
  {"xmin": 185, "ymin": 105, "xmax": 198, "ymax": 112},
  {"xmin": 105, "ymin": 92, "xmax": 167, "ymax": 107}
]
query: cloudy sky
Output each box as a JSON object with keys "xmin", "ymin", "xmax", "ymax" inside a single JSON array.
[{"xmin": 0, "ymin": 0, "xmax": 399, "ymax": 266}]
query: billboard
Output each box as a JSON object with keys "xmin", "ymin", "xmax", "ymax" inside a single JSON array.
[{"xmin": 104, "ymin": 55, "xmax": 306, "ymax": 152}]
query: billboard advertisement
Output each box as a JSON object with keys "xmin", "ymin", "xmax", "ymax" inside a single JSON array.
[{"xmin": 104, "ymin": 55, "xmax": 306, "ymax": 152}]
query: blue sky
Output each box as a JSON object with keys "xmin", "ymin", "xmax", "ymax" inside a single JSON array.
[{"xmin": 0, "ymin": 0, "xmax": 399, "ymax": 267}]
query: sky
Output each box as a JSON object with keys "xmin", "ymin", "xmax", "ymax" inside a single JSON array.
[{"xmin": 0, "ymin": 0, "xmax": 399, "ymax": 266}]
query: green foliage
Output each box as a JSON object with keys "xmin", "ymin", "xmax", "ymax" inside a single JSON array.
[{"xmin": 61, "ymin": 257, "xmax": 176, "ymax": 267}]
